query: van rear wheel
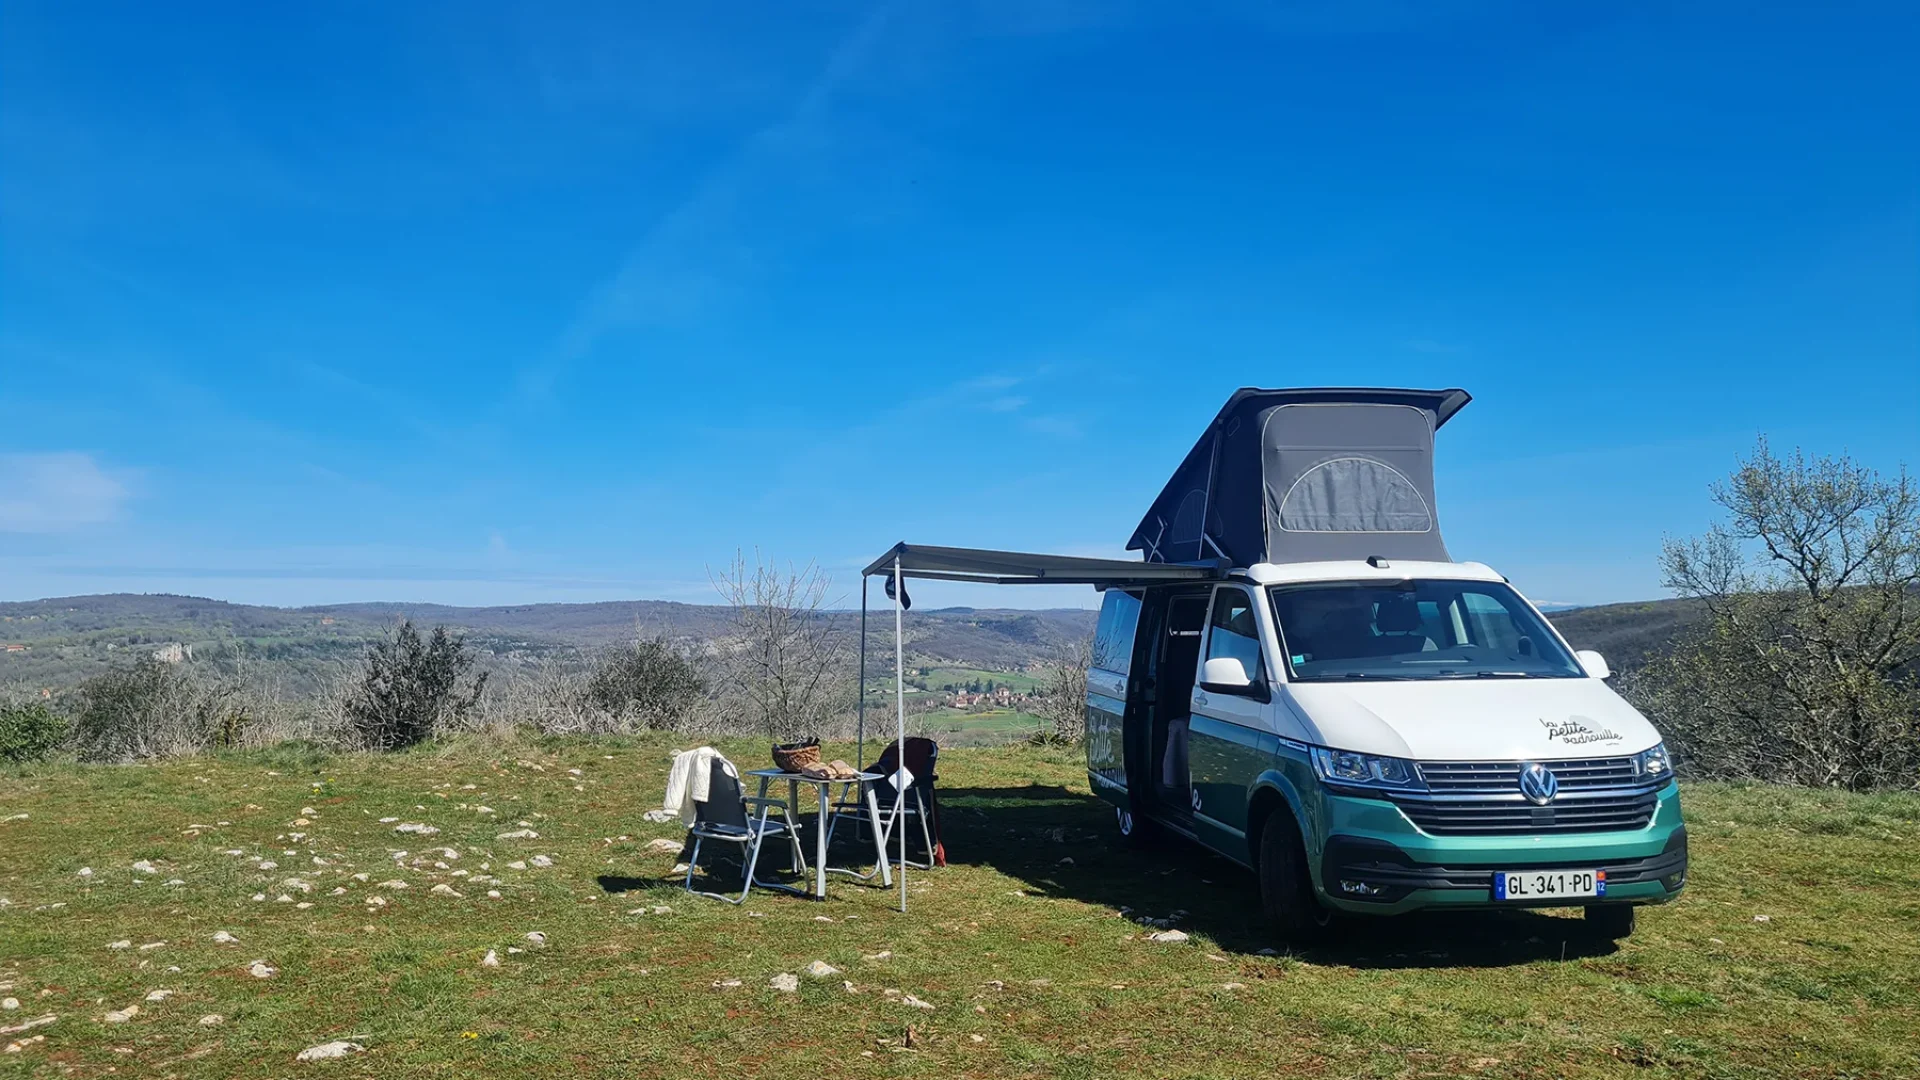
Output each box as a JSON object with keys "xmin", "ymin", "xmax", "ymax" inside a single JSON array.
[{"xmin": 1256, "ymin": 812, "xmax": 1333, "ymax": 944}]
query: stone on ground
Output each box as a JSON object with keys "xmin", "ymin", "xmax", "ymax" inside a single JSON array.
[
  {"xmin": 1148, "ymin": 929, "xmax": 1190, "ymax": 944},
  {"xmin": 481, "ymin": 950, "xmax": 500, "ymax": 968},
  {"xmin": 769, "ymin": 973, "xmax": 799, "ymax": 992},
  {"xmin": 102, "ymin": 1005, "xmax": 139, "ymax": 1023},
  {"xmin": 295, "ymin": 1040, "xmax": 364, "ymax": 1062},
  {"xmin": 804, "ymin": 961, "xmax": 840, "ymax": 978}
]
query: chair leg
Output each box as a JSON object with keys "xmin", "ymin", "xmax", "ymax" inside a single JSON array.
[
  {"xmin": 738, "ymin": 815, "xmax": 769, "ymax": 905},
  {"xmin": 684, "ymin": 836, "xmax": 704, "ymax": 893},
  {"xmin": 916, "ymin": 789, "xmax": 935, "ymax": 864}
]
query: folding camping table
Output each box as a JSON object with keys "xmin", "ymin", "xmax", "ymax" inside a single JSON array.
[{"xmin": 746, "ymin": 768, "xmax": 893, "ymax": 898}]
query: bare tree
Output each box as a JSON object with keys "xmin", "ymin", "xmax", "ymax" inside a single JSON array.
[
  {"xmin": 710, "ymin": 551, "xmax": 851, "ymax": 741},
  {"xmin": 1638, "ymin": 439, "xmax": 1920, "ymax": 789},
  {"xmin": 1032, "ymin": 635, "xmax": 1093, "ymax": 745}
]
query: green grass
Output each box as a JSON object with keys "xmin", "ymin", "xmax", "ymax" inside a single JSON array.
[{"xmin": 3, "ymin": 739, "xmax": 1919, "ymax": 1078}]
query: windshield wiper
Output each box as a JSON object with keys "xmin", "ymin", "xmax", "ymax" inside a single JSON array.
[{"xmin": 1431, "ymin": 670, "xmax": 1534, "ymax": 679}]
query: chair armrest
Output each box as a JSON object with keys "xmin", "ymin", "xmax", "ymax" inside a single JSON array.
[{"xmin": 741, "ymin": 797, "xmax": 789, "ymax": 812}]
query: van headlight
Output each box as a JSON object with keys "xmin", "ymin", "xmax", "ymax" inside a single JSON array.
[
  {"xmin": 1635, "ymin": 742, "xmax": 1672, "ymax": 781},
  {"xmin": 1310, "ymin": 746, "xmax": 1426, "ymax": 790}
]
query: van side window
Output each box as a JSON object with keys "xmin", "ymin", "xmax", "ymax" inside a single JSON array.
[
  {"xmin": 1205, "ymin": 588, "xmax": 1266, "ymax": 682},
  {"xmin": 1091, "ymin": 590, "xmax": 1143, "ymax": 675}
]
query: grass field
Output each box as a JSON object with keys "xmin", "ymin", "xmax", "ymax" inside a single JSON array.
[{"xmin": 3, "ymin": 737, "xmax": 1919, "ymax": 1078}]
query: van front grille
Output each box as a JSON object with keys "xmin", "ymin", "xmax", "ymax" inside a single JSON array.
[
  {"xmin": 1385, "ymin": 757, "xmax": 1660, "ymax": 836},
  {"xmin": 1388, "ymin": 791, "xmax": 1658, "ymax": 835},
  {"xmin": 1418, "ymin": 757, "xmax": 1641, "ymax": 792}
]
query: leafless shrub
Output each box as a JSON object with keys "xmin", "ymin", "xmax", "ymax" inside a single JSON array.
[
  {"xmin": 1630, "ymin": 439, "xmax": 1920, "ymax": 790},
  {"xmin": 710, "ymin": 551, "xmax": 852, "ymax": 742},
  {"xmin": 69, "ymin": 657, "xmax": 247, "ymax": 763},
  {"xmin": 1031, "ymin": 636, "xmax": 1093, "ymax": 745}
]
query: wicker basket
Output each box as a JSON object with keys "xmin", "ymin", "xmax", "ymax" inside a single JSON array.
[{"xmin": 771, "ymin": 737, "xmax": 821, "ymax": 773}]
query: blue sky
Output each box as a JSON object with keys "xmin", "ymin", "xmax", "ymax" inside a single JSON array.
[{"xmin": 2, "ymin": 1, "xmax": 1915, "ymax": 611}]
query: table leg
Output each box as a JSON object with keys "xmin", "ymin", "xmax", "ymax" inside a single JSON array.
[
  {"xmin": 815, "ymin": 784, "xmax": 830, "ymax": 899},
  {"xmin": 865, "ymin": 786, "xmax": 892, "ymax": 887}
]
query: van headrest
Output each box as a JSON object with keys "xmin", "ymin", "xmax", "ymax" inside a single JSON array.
[{"xmin": 1375, "ymin": 596, "xmax": 1422, "ymax": 634}]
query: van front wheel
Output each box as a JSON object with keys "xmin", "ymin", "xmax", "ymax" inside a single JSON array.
[
  {"xmin": 1256, "ymin": 813, "xmax": 1332, "ymax": 944},
  {"xmin": 1583, "ymin": 904, "xmax": 1635, "ymax": 940}
]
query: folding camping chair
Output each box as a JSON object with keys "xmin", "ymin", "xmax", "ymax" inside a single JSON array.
[
  {"xmin": 683, "ymin": 756, "xmax": 809, "ymax": 904},
  {"xmin": 829, "ymin": 737, "xmax": 944, "ymax": 870}
]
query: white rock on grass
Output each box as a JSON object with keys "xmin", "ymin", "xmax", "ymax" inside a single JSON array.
[
  {"xmin": 496, "ymin": 829, "xmax": 539, "ymax": 840},
  {"xmin": 1148, "ymin": 930, "xmax": 1191, "ymax": 944},
  {"xmin": 394, "ymin": 823, "xmax": 439, "ymax": 836},
  {"xmin": 769, "ymin": 973, "xmax": 799, "ymax": 993},
  {"xmin": 529, "ymin": 855, "xmax": 554, "ymax": 868},
  {"xmin": 378, "ymin": 880, "xmax": 409, "ymax": 890},
  {"xmin": 76, "ymin": 868, "xmax": 93, "ymax": 879},
  {"xmin": 131, "ymin": 860, "xmax": 157, "ymax": 875},
  {"xmin": 0, "ymin": 999, "xmax": 17, "ymax": 1011},
  {"xmin": 804, "ymin": 961, "xmax": 840, "ymax": 978},
  {"xmin": 295, "ymin": 1040, "xmax": 364, "ymax": 1062},
  {"xmin": 429, "ymin": 884, "xmax": 462, "ymax": 898},
  {"xmin": 645, "ymin": 839, "xmax": 682, "ymax": 854},
  {"xmin": 102, "ymin": 1005, "xmax": 139, "ymax": 1023},
  {"xmin": 486, "ymin": 890, "xmax": 501, "ymax": 899},
  {"xmin": 481, "ymin": 951, "xmax": 500, "ymax": 969},
  {"xmin": 899, "ymin": 994, "xmax": 935, "ymax": 1010},
  {"xmin": 246, "ymin": 961, "xmax": 277, "ymax": 979},
  {"xmin": 505, "ymin": 861, "xmax": 528, "ymax": 871},
  {"xmin": 197, "ymin": 1014, "xmax": 224, "ymax": 1027},
  {"xmin": 0, "ymin": 1014, "xmax": 57, "ymax": 1036},
  {"xmin": 523, "ymin": 931, "xmax": 548, "ymax": 949},
  {"xmin": 365, "ymin": 896, "xmax": 388, "ymax": 909},
  {"xmin": 144, "ymin": 990, "xmax": 174, "ymax": 1003},
  {"xmin": 106, "ymin": 940, "xmax": 131, "ymax": 951}
]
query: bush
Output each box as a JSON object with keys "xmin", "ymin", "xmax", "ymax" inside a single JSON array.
[
  {"xmin": 0, "ymin": 700, "xmax": 67, "ymax": 763},
  {"xmin": 344, "ymin": 621, "xmax": 487, "ymax": 751},
  {"xmin": 587, "ymin": 636, "xmax": 704, "ymax": 731},
  {"xmin": 69, "ymin": 658, "xmax": 243, "ymax": 763}
]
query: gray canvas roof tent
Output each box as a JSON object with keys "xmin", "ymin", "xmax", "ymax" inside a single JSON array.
[{"xmin": 1126, "ymin": 386, "xmax": 1471, "ymax": 568}]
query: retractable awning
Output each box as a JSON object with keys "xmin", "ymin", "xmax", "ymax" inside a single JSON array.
[{"xmin": 860, "ymin": 542, "xmax": 1225, "ymax": 587}]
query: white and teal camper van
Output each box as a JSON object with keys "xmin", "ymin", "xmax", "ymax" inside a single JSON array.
[{"xmin": 1084, "ymin": 388, "xmax": 1686, "ymax": 941}]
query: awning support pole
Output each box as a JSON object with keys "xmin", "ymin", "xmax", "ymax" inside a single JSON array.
[
  {"xmin": 894, "ymin": 555, "xmax": 907, "ymax": 913},
  {"xmin": 857, "ymin": 576, "xmax": 868, "ymax": 772}
]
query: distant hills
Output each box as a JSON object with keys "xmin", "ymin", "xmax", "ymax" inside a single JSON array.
[{"xmin": 0, "ymin": 591, "xmax": 1692, "ymax": 693}]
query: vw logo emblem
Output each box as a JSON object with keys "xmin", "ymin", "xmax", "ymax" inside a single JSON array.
[{"xmin": 1519, "ymin": 763, "xmax": 1559, "ymax": 805}]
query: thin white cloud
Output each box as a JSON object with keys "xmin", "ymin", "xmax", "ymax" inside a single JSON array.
[{"xmin": 0, "ymin": 452, "xmax": 130, "ymax": 532}]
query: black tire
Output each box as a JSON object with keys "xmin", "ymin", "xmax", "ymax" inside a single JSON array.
[
  {"xmin": 1257, "ymin": 811, "xmax": 1334, "ymax": 944},
  {"xmin": 1584, "ymin": 904, "xmax": 1635, "ymax": 940}
]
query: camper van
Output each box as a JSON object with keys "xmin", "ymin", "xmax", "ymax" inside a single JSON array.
[{"xmin": 1084, "ymin": 388, "xmax": 1687, "ymax": 940}]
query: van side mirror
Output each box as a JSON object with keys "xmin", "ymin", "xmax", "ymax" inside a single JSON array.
[
  {"xmin": 1576, "ymin": 650, "xmax": 1612, "ymax": 679},
  {"xmin": 1200, "ymin": 656, "xmax": 1270, "ymax": 704},
  {"xmin": 1201, "ymin": 656, "xmax": 1251, "ymax": 688}
]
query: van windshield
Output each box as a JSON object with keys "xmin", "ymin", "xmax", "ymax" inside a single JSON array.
[{"xmin": 1268, "ymin": 580, "xmax": 1584, "ymax": 681}]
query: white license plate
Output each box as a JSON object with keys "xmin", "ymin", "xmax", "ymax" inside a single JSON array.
[{"xmin": 1492, "ymin": 869, "xmax": 1605, "ymax": 901}]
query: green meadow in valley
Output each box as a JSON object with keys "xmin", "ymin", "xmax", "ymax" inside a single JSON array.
[{"xmin": 3, "ymin": 737, "xmax": 1918, "ymax": 1078}]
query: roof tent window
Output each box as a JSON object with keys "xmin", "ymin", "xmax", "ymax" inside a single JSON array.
[{"xmin": 1277, "ymin": 457, "xmax": 1433, "ymax": 533}]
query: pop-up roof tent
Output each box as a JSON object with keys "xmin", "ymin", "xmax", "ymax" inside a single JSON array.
[
  {"xmin": 1126, "ymin": 387, "xmax": 1471, "ymax": 568},
  {"xmin": 858, "ymin": 387, "xmax": 1469, "ymax": 911}
]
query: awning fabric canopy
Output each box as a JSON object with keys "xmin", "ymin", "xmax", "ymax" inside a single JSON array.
[{"xmin": 861, "ymin": 542, "xmax": 1223, "ymax": 587}]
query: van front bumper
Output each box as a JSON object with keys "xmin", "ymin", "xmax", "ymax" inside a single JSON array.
[{"xmin": 1313, "ymin": 783, "xmax": 1688, "ymax": 915}]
